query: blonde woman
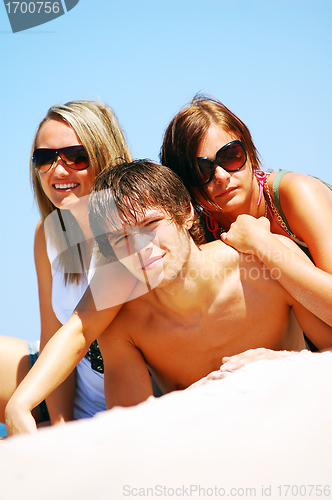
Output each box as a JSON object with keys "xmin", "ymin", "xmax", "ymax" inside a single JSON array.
[{"xmin": 0, "ymin": 100, "xmax": 132, "ymax": 429}]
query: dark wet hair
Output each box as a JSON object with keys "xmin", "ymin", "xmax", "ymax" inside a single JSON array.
[{"xmin": 88, "ymin": 160, "xmax": 205, "ymax": 258}]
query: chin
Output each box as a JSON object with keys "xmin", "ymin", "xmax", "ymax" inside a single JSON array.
[
  {"xmin": 59, "ymin": 195, "xmax": 84, "ymax": 212},
  {"xmin": 137, "ymin": 270, "xmax": 165, "ymax": 290}
]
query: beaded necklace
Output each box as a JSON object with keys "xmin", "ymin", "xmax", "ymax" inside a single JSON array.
[
  {"xmin": 205, "ymin": 170, "xmax": 307, "ymax": 248},
  {"xmin": 264, "ymin": 176, "xmax": 308, "ymax": 247}
]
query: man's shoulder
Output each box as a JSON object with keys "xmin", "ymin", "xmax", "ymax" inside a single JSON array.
[
  {"xmin": 201, "ymin": 239, "xmax": 240, "ymax": 259},
  {"xmin": 116, "ymin": 285, "xmax": 152, "ymax": 320}
]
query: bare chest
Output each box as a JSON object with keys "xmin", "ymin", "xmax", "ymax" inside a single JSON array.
[{"xmin": 122, "ymin": 279, "xmax": 295, "ymax": 392}]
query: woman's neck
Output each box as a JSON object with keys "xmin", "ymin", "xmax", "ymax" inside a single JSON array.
[
  {"xmin": 62, "ymin": 198, "xmax": 95, "ymax": 264},
  {"xmin": 67, "ymin": 197, "xmax": 93, "ymax": 240},
  {"xmin": 73, "ymin": 210, "xmax": 92, "ymax": 240}
]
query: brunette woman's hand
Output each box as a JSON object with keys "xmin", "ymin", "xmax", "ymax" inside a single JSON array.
[
  {"xmin": 220, "ymin": 348, "xmax": 297, "ymax": 373},
  {"xmin": 220, "ymin": 214, "xmax": 272, "ymax": 255}
]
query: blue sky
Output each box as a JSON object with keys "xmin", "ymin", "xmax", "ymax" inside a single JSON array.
[{"xmin": 0, "ymin": 0, "xmax": 331, "ymax": 434}]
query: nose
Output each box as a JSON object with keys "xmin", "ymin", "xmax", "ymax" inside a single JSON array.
[
  {"xmin": 130, "ymin": 232, "xmax": 154, "ymax": 254},
  {"xmin": 52, "ymin": 156, "xmax": 70, "ymax": 176},
  {"xmin": 212, "ymin": 165, "xmax": 231, "ymax": 183}
]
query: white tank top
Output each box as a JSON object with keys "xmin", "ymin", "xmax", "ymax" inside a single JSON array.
[{"xmin": 46, "ymin": 239, "xmax": 107, "ymax": 419}]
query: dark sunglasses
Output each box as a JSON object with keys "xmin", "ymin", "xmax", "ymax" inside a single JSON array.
[
  {"xmin": 196, "ymin": 140, "xmax": 247, "ymax": 184},
  {"xmin": 32, "ymin": 145, "xmax": 89, "ymax": 173}
]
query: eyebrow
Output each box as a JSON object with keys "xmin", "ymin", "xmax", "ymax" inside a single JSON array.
[
  {"xmin": 107, "ymin": 212, "xmax": 163, "ymax": 242},
  {"xmin": 134, "ymin": 215, "xmax": 161, "ymax": 225},
  {"xmin": 107, "ymin": 226, "xmax": 129, "ymax": 242}
]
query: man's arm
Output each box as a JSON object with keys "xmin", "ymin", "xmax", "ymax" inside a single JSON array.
[{"xmin": 98, "ymin": 322, "xmax": 153, "ymax": 409}]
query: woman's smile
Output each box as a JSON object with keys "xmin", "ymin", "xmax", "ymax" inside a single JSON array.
[
  {"xmin": 36, "ymin": 119, "xmax": 93, "ymax": 209},
  {"xmin": 53, "ymin": 182, "xmax": 80, "ymax": 191}
]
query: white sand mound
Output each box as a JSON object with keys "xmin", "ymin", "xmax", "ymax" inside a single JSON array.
[{"xmin": 1, "ymin": 350, "xmax": 331, "ymax": 500}]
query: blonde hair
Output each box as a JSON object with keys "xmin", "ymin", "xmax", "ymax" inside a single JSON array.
[{"xmin": 31, "ymin": 100, "xmax": 132, "ymax": 283}]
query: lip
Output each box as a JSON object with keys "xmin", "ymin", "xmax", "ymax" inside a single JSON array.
[
  {"xmin": 215, "ymin": 186, "xmax": 237, "ymax": 198},
  {"xmin": 141, "ymin": 254, "xmax": 165, "ymax": 271}
]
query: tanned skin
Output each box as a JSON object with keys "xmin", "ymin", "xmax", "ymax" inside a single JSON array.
[{"xmin": 97, "ymin": 208, "xmax": 332, "ymax": 409}]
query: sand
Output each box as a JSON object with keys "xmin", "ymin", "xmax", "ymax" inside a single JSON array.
[{"xmin": 1, "ymin": 350, "xmax": 331, "ymax": 499}]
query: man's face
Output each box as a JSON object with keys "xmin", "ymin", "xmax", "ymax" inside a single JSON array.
[{"xmin": 108, "ymin": 208, "xmax": 192, "ymax": 289}]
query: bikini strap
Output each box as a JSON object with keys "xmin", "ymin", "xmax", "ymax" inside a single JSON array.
[
  {"xmin": 272, "ymin": 169, "xmax": 292, "ymax": 233},
  {"xmin": 206, "ymin": 214, "xmax": 220, "ymax": 240},
  {"xmin": 267, "ymin": 170, "xmax": 308, "ymax": 248},
  {"xmin": 254, "ymin": 170, "xmax": 267, "ymax": 206}
]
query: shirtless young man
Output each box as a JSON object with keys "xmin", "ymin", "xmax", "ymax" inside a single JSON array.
[
  {"xmin": 5, "ymin": 160, "xmax": 332, "ymax": 435},
  {"xmin": 87, "ymin": 160, "xmax": 332, "ymax": 409}
]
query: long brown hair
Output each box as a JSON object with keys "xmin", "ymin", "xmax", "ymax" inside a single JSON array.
[{"xmin": 160, "ymin": 94, "xmax": 261, "ymax": 209}]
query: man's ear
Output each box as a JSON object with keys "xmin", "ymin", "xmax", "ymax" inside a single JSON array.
[{"xmin": 184, "ymin": 203, "xmax": 195, "ymax": 230}]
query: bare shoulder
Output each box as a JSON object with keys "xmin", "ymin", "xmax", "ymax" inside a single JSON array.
[
  {"xmin": 103, "ymin": 293, "xmax": 150, "ymax": 350},
  {"xmin": 201, "ymin": 239, "xmax": 240, "ymax": 260},
  {"xmin": 114, "ymin": 290, "xmax": 151, "ymax": 323},
  {"xmin": 268, "ymin": 171, "xmax": 332, "ymax": 248},
  {"xmin": 268, "ymin": 171, "xmax": 332, "ymax": 205}
]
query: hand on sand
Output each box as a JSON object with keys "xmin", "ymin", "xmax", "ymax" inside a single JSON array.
[
  {"xmin": 5, "ymin": 401, "xmax": 38, "ymax": 436},
  {"xmin": 220, "ymin": 348, "xmax": 297, "ymax": 373}
]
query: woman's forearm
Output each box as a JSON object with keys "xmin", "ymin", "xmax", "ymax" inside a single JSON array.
[
  {"xmin": 251, "ymin": 233, "xmax": 332, "ymax": 326},
  {"xmin": 222, "ymin": 215, "xmax": 332, "ymax": 326},
  {"xmin": 5, "ymin": 315, "xmax": 88, "ymax": 435},
  {"xmin": 5, "ymin": 299, "xmax": 124, "ymax": 436}
]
